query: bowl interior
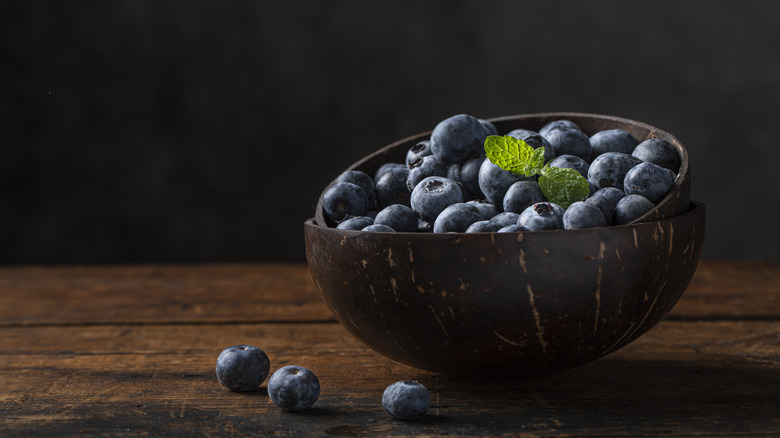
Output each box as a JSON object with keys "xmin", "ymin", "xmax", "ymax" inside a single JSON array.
[{"xmin": 314, "ymin": 112, "xmax": 690, "ymax": 228}]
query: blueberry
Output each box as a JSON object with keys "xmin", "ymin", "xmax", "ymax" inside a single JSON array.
[
  {"xmin": 466, "ymin": 199, "xmax": 501, "ymax": 220},
  {"xmin": 382, "ymin": 380, "xmax": 430, "ymax": 421},
  {"xmin": 267, "ymin": 365, "xmax": 320, "ymax": 412},
  {"xmin": 335, "ymin": 170, "xmax": 377, "ymax": 210},
  {"xmin": 585, "ymin": 187, "xmax": 626, "ymax": 225},
  {"xmin": 374, "ymin": 162, "xmax": 406, "ymax": 183},
  {"xmin": 538, "ymin": 119, "xmax": 582, "ymax": 137},
  {"xmin": 507, "ymin": 128, "xmax": 555, "ymax": 163},
  {"xmin": 587, "ymin": 152, "xmax": 643, "ymax": 191},
  {"xmin": 632, "ymin": 138, "xmax": 680, "ymax": 173},
  {"xmin": 430, "ymin": 114, "xmax": 487, "ymax": 164},
  {"xmin": 417, "ymin": 218, "xmax": 433, "ymax": 233},
  {"xmin": 478, "ymin": 157, "xmax": 533, "ymax": 206},
  {"xmin": 362, "ymin": 224, "xmax": 396, "ymax": 232},
  {"xmin": 503, "ymin": 180, "xmax": 546, "ymax": 214},
  {"xmin": 449, "ymin": 157, "xmax": 484, "ymax": 199},
  {"xmin": 498, "ymin": 224, "xmax": 530, "ymax": 233},
  {"xmin": 589, "ymin": 129, "xmax": 639, "ymax": 156},
  {"xmin": 405, "ymin": 140, "xmax": 433, "ymax": 168},
  {"xmin": 548, "ymin": 154, "xmax": 590, "ymax": 179},
  {"xmin": 613, "ymin": 194, "xmax": 654, "ymax": 225},
  {"xmin": 623, "ymin": 161, "xmax": 675, "ymax": 204},
  {"xmin": 544, "ymin": 128, "xmax": 592, "ymax": 162},
  {"xmin": 433, "ymin": 202, "xmax": 484, "ymax": 233},
  {"xmin": 322, "ymin": 182, "xmax": 369, "ymax": 226},
  {"xmin": 407, "ymin": 155, "xmax": 449, "ymax": 191},
  {"xmin": 490, "ymin": 211, "xmax": 521, "ymax": 227},
  {"xmin": 336, "ymin": 216, "xmax": 375, "ymax": 230},
  {"xmin": 563, "ymin": 201, "xmax": 607, "ymax": 230},
  {"xmin": 215, "ymin": 345, "xmax": 271, "ymax": 392},
  {"xmin": 410, "ymin": 176, "xmax": 463, "ymax": 223},
  {"xmin": 518, "ymin": 202, "xmax": 565, "ymax": 231},
  {"xmin": 446, "ymin": 163, "xmax": 477, "ymax": 201},
  {"xmin": 446, "ymin": 163, "xmax": 462, "ymax": 181},
  {"xmin": 465, "ymin": 220, "xmax": 504, "ymax": 233},
  {"xmin": 479, "ymin": 119, "xmax": 499, "ymax": 137},
  {"xmin": 375, "ymin": 165, "xmax": 411, "ymax": 209},
  {"xmin": 374, "ymin": 204, "xmax": 419, "ymax": 232}
]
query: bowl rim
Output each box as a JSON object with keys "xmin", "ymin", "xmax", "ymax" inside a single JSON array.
[{"xmin": 314, "ymin": 111, "xmax": 689, "ymax": 231}]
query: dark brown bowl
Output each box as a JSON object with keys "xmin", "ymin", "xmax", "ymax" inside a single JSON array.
[
  {"xmin": 305, "ymin": 201, "xmax": 705, "ymax": 377},
  {"xmin": 305, "ymin": 112, "xmax": 702, "ymax": 378},
  {"xmin": 314, "ymin": 112, "xmax": 690, "ymax": 227}
]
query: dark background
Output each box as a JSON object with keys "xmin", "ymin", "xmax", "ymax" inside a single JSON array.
[{"xmin": 2, "ymin": 1, "xmax": 779, "ymax": 264}]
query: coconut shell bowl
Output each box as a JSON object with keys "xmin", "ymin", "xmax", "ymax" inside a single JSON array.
[{"xmin": 304, "ymin": 112, "xmax": 705, "ymax": 378}]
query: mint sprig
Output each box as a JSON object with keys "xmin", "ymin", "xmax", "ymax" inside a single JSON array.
[{"xmin": 484, "ymin": 135, "xmax": 589, "ymax": 209}]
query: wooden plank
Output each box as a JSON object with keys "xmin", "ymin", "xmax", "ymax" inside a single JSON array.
[
  {"xmin": 1, "ymin": 320, "xmax": 779, "ymax": 437},
  {"xmin": 669, "ymin": 260, "xmax": 780, "ymax": 320},
  {"xmin": 2, "ymin": 260, "xmax": 780, "ymax": 327},
  {"xmin": 0, "ymin": 263, "xmax": 334, "ymax": 326}
]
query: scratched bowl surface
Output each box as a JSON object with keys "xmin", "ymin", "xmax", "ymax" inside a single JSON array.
[
  {"xmin": 305, "ymin": 202, "xmax": 704, "ymax": 377},
  {"xmin": 305, "ymin": 113, "xmax": 703, "ymax": 378}
]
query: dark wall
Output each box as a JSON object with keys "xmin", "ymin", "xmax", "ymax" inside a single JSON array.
[{"xmin": 2, "ymin": 1, "xmax": 779, "ymax": 264}]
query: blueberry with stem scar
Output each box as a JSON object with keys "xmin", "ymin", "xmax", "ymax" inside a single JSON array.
[{"xmin": 267, "ymin": 365, "xmax": 320, "ymax": 412}]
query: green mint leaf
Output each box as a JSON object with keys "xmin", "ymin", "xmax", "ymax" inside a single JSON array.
[
  {"xmin": 538, "ymin": 166, "xmax": 590, "ymax": 209},
  {"xmin": 485, "ymin": 135, "xmax": 588, "ymax": 209},
  {"xmin": 529, "ymin": 147, "xmax": 546, "ymax": 170},
  {"xmin": 484, "ymin": 135, "xmax": 540, "ymax": 177}
]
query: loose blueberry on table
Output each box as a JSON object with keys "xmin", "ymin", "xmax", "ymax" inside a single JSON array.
[
  {"xmin": 267, "ymin": 365, "xmax": 321, "ymax": 412},
  {"xmin": 320, "ymin": 114, "xmax": 679, "ymax": 232},
  {"xmin": 215, "ymin": 345, "xmax": 271, "ymax": 392},
  {"xmin": 382, "ymin": 380, "xmax": 431, "ymax": 421}
]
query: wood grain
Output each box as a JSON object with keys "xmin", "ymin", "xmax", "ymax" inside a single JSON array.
[
  {"xmin": 0, "ymin": 263, "xmax": 333, "ymax": 326},
  {"xmin": 669, "ymin": 260, "xmax": 780, "ymax": 320},
  {"xmin": 1, "ymin": 260, "xmax": 779, "ymax": 327},
  {"xmin": 1, "ymin": 260, "xmax": 779, "ymax": 436},
  {"xmin": 1, "ymin": 321, "xmax": 778, "ymax": 437}
]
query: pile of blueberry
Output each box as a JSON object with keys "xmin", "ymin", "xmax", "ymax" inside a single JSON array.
[
  {"xmin": 215, "ymin": 345, "xmax": 431, "ymax": 420},
  {"xmin": 320, "ymin": 114, "xmax": 680, "ymax": 232}
]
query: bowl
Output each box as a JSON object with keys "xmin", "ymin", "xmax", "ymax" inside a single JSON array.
[
  {"xmin": 305, "ymin": 202, "xmax": 704, "ymax": 377},
  {"xmin": 305, "ymin": 113, "xmax": 704, "ymax": 378},
  {"xmin": 314, "ymin": 112, "xmax": 691, "ymax": 227}
]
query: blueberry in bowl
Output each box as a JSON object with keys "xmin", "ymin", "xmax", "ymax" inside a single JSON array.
[{"xmin": 305, "ymin": 112, "xmax": 704, "ymax": 378}]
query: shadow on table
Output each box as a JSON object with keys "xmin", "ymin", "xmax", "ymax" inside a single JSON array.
[{"xmin": 425, "ymin": 357, "xmax": 780, "ymax": 434}]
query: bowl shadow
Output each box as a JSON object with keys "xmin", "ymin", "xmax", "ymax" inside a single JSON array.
[{"xmin": 423, "ymin": 357, "xmax": 780, "ymax": 434}]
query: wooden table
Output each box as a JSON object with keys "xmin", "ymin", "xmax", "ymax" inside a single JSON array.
[{"xmin": 1, "ymin": 260, "xmax": 779, "ymax": 436}]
